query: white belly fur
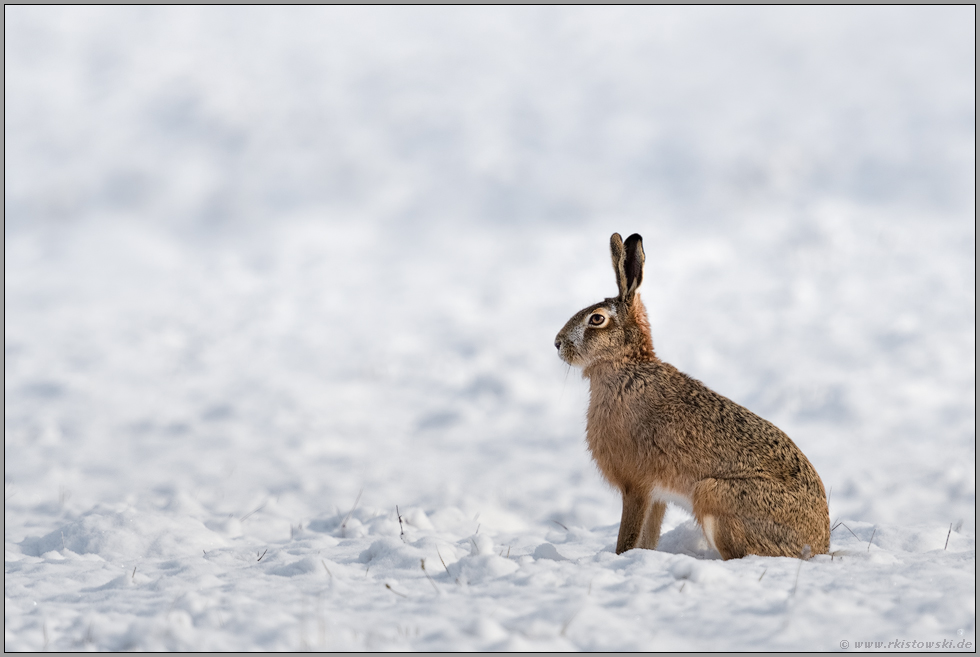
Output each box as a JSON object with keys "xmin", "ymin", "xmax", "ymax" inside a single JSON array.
[
  {"xmin": 649, "ymin": 485, "xmax": 694, "ymax": 513},
  {"xmin": 701, "ymin": 515, "xmax": 720, "ymax": 553},
  {"xmin": 649, "ymin": 486, "xmax": 719, "ymax": 552}
]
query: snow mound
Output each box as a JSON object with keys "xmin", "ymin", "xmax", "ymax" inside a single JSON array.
[{"xmin": 20, "ymin": 504, "xmax": 228, "ymax": 560}]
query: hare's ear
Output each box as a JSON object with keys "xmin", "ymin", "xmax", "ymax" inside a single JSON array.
[
  {"xmin": 621, "ymin": 233, "xmax": 645, "ymax": 303},
  {"xmin": 611, "ymin": 232, "xmax": 644, "ymax": 302},
  {"xmin": 610, "ymin": 233, "xmax": 628, "ymax": 300}
]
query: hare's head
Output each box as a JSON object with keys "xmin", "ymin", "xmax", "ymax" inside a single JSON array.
[{"xmin": 555, "ymin": 233, "xmax": 655, "ymax": 369}]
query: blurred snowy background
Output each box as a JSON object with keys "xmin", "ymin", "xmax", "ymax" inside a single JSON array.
[{"xmin": 4, "ymin": 7, "xmax": 976, "ymax": 650}]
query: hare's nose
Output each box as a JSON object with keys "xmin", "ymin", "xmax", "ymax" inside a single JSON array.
[{"xmin": 554, "ymin": 339, "xmax": 562, "ymax": 351}]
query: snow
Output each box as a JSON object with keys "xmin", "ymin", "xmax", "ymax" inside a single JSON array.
[{"xmin": 4, "ymin": 6, "xmax": 976, "ymax": 651}]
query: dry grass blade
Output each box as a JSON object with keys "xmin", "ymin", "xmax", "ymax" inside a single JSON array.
[
  {"xmin": 341, "ymin": 489, "xmax": 363, "ymax": 538},
  {"xmin": 436, "ymin": 548, "xmax": 450, "ymax": 573},
  {"xmin": 789, "ymin": 559, "xmax": 804, "ymax": 599},
  {"xmin": 385, "ymin": 583, "xmax": 407, "ymax": 598},
  {"xmin": 560, "ymin": 609, "xmax": 580, "ymax": 637},
  {"xmin": 945, "ymin": 523, "xmax": 952, "ymax": 550},
  {"xmin": 421, "ymin": 559, "xmax": 439, "ymax": 593},
  {"xmin": 240, "ymin": 500, "xmax": 267, "ymax": 522},
  {"xmin": 787, "ymin": 545, "xmax": 812, "ymax": 600}
]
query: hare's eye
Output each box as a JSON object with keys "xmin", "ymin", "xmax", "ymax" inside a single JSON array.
[{"xmin": 589, "ymin": 313, "xmax": 607, "ymax": 326}]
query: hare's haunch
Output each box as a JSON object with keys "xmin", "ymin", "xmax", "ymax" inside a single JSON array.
[{"xmin": 555, "ymin": 233, "xmax": 829, "ymax": 559}]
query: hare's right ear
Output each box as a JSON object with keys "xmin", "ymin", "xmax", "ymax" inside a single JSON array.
[
  {"xmin": 610, "ymin": 233, "xmax": 628, "ymax": 299},
  {"xmin": 611, "ymin": 232, "xmax": 644, "ymax": 303}
]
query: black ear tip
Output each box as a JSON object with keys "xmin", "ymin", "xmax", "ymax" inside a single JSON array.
[{"xmin": 624, "ymin": 234, "xmax": 644, "ymax": 257}]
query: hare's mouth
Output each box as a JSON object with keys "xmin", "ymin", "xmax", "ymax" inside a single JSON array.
[{"xmin": 555, "ymin": 340, "xmax": 582, "ymax": 367}]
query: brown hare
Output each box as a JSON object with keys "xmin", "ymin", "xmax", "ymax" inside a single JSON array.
[{"xmin": 555, "ymin": 233, "xmax": 829, "ymax": 559}]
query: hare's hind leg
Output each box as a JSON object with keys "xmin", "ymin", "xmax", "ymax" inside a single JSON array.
[
  {"xmin": 700, "ymin": 514, "xmax": 803, "ymax": 560},
  {"xmin": 692, "ymin": 478, "xmax": 828, "ymax": 560},
  {"xmin": 637, "ymin": 500, "xmax": 667, "ymax": 550}
]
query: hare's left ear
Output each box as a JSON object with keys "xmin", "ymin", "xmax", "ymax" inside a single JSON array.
[{"xmin": 613, "ymin": 233, "xmax": 644, "ymax": 303}]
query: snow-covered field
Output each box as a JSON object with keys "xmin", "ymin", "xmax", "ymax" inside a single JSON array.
[{"xmin": 5, "ymin": 6, "xmax": 975, "ymax": 651}]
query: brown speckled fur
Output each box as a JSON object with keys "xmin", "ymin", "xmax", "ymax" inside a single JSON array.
[{"xmin": 555, "ymin": 233, "xmax": 829, "ymax": 559}]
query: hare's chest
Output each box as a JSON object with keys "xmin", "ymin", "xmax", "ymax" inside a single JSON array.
[
  {"xmin": 585, "ymin": 383, "xmax": 652, "ymax": 446},
  {"xmin": 585, "ymin": 399, "xmax": 647, "ymax": 483}
]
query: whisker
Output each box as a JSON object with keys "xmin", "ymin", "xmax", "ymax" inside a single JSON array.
[{"xmin": 560, "ymin": 363, "xmax": 571, "ymax": 401}]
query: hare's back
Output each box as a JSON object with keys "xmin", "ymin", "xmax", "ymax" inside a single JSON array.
[{"xmin": 650, "ymin": 363, "xmax": 822, "ymax": 489}]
